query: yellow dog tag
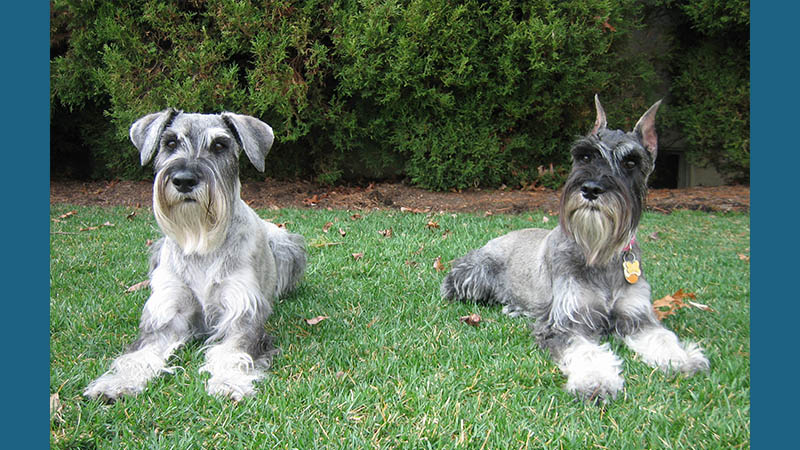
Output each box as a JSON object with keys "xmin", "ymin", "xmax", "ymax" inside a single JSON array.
[{"xmin": 623, "ymin": 255, "xmax": 641, "ymax": 284}]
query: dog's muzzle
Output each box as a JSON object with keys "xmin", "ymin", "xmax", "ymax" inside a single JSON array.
[
  {"xmin": 171, "ymin": 169, "xmax": 200, "ymax": 194},
  {"xmin": 580, "ymin": 181, "xmax": 605, "ymax": 201}
]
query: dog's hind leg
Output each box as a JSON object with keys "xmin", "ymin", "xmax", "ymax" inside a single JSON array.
[
  {"xmin": 264, "ymin": 222, "xmax": 307, "ymax": 298},
  {"xmin": 441, "ymin": 249, "xmax": 512, "ymax": 306},
  {"xmin": 84, "ymin": 274, "xmax": 200, "ymax": 402}
]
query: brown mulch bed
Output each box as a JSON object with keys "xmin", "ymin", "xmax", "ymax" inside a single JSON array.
[{"xmin": 49, "ymin": 179, "xmax": 749, "ymax": 214}]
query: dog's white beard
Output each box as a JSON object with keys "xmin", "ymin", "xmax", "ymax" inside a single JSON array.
[
  {"xmin": 154, "ymin": 183, "xmax": 230, "ymax": 255},
  {"xmin": 564, "ymin": 195, "xmax": 631, "ymax": 266}
]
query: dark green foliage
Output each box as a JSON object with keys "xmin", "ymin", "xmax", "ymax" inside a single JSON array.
[
  {"xmin": 50, "ymin": 0, "xmax": 748, "ymax": 188},
  {"xmin": 329, "ymin": 0, "xmax": 657, "ymax": 190},
  {"xmin": 669, "ymin": 42, "xmax": 749, "ymax": 182},
  {"xmin": 656, "ymin": 0, "xmax": 750, "ymax": 182},
  {"xmin": 51, "ymin": 0, "xmax": 336, "ymax": 181}
]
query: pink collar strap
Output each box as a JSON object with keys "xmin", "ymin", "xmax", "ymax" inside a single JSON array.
[{"xmin": 622, "ymin": 235, "xmax": 636, "ymax": 252}]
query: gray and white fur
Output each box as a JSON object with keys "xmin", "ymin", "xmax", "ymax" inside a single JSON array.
[
  {"xmin": 441, "ymin": 96, "xmax": 709, "ymax": 402},
  {"xmin": 84, "ymin": 109, "xmax": 307, "ymax": 402}
]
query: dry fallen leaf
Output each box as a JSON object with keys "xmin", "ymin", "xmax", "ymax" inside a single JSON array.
[
  {"xmin": 350, "ymin": 213, "xmax": 362, "ymax": 221},
  {"xmin": 459, "ymin": 313, "xmax": 482, "ymax": 327},
  {"xmin": 352, "ymin": 252, "xmax": 364, "ymax": 261},
  {"xmin": 652, "ymin": 294, "xmax": 683, "ymax": 320},
  {"xmin": 58, "ymin": 210, "xmax": 77, "ymax": 220},
  {"xmin": 126, "ymin": 279, "xmax": 150, "ymax": 293},
  {"xmin": 80, "ymin": 221, "xmax": 115, "ymax": 232},
  {"xmin": 686, "ymin": 300, "xmax": 715, "ymax": 313},
  {"xmin": 322, "ymin": 221, "xmax": 333, "ymax": 233},
  {"xmin": 378, "ymin": 228, "xmax": 393, "ymax": 238},
  {"xmin": 50, "ymin": 393, "xmax": 63, "ymax": 422},
  {"xmin": 433, "ymin": 256, "xmax": 446, "ymax": 272},
  {"xmin": 738, "ymin": 253, "xmax": 750, "ymax": 262},
  {"xmin": 648, "ymin": 231, "xmax": 661, "ymax": 241},
  {"xmin": 426, "ymin": 220, "xmax": 440, "ymax": 230},
  {"xmin": 126, "ymin": 210, "xmax": 137, "ymax": 221},
  {"xmin": 305, "ymin": 315, "xmax": 329, "ymax": 325},
  {"xmin": 542, "ymin": 215, "xmax": 550, "ymax": 223},
  {"xmin": 652, "ymin": 289, "xmax": 711, "ymax": 320},
  {"xmin": 145, "ymin": 239, "xmax": 154, "ymax": 247},
  {"xmin": 338, "ymin": 228, "xmax": 347, "ymax": 237},
  {"xmin": 400, "ymin": 206, "xmax": 429, "ymax": 214},
  {"xmin": 303, "ymin": 194, "xmax": 321, "ymax": 206}
]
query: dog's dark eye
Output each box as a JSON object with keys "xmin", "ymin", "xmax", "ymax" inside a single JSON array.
[
  {"xmin": 623, "ymin": 158, "xmax": 638, "ymax": 170},
  {"xmin": 579, "ymin": 153, "xmax": 593, "ymax": 163},
  {"xmin": 212, "ymin": 141, "xmax": 227, "ymax": 153},
  {"xmin": 164, "ymin": 139, "xmax": 178, "ymax": 150}
]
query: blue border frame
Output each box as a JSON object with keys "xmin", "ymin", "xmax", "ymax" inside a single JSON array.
[
  {"xmin": 2, "ymin": 2, "xmax": 49, "ymax": 446},
  {"xmin": 751, "ymin": 2, "xmax": 790, "ymax": 448}
]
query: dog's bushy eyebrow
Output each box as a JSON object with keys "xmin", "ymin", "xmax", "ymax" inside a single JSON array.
[
  {"xmin": 612, "ymin": 142, "xmax": 637, "ymax": 157},
  {"xmin": 613, "ymin": 141, "xmax": 653, "ymax": 166},
  {"xmin": 570, "ymin": 138, "xmax": 601, "ymax": 155},
  {"xmin": 200, "ymin": 128, "xmax": 233, "ymax": 150},
  {"xmin": 161, "ymin": 130, "xmax": 178, "ymax": 140}
]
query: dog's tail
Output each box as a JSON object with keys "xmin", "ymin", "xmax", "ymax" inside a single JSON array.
[
  {"xmin": 440, "ymin": 249, "xmax": 509, "ymax": 305},
  {"xmin": 265, "ymin": 224, "xmax": 307, "ymax": 298}
]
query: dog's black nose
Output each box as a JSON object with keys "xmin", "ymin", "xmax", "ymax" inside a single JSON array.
[
  {"xmin": 172, "ymin": 171, "xmax": 199, "ymax": 193},
  {"xmin": 580, "ymin": 181, "xmax": 605, "ymax": 201}
]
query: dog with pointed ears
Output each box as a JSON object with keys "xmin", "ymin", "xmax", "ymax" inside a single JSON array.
[{"xmin": 441, "ymin": 96, "xmax": 709, "ymax": 402}]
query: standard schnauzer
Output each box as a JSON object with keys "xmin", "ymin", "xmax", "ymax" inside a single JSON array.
[
  {"xmin": 441, "ymin": 96, "xmax": 709, "ymax": 402},
  {"xmin": 84, "ymin": 109, "xmax": 307, "ymax": 402}
]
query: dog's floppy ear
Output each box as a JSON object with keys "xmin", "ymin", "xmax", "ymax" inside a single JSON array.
[
  {"xmin": 590, "ymin": 94, "xmax": 607, "ymax": 136},
  {"xmin": 221, "ymin": 112, "xmax": 274, "ymax": 172},
  {"xmin": 633, "ymin": 99, "xmax": 662, "ymax": 160},
  {"xmin": 130, "ymin": 108, "xmax": 181, "ymax": 166}
]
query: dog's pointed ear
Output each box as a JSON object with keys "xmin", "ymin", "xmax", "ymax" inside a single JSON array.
[
  {"xmin": 130, "ymin": 108, "xmax": 180, "ymax": 166},
  {"xmin": 590, "ymin": 94, "xmax": 607, "ymax": 135},
  {"xmin": 633, "ymin": 99, "xmax": 662, "ymax": 159},
  {"xmin": 221, "ymin": 112, "xmax": 274, "ymax": 172}
]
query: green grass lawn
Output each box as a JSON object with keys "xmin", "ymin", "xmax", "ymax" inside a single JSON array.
[{"xmin": 50, "ymin": 205, "xmax": 750, "ymax": 449}]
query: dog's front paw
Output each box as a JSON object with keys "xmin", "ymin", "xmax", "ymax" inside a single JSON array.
[
  {"xmin": 559, "ymin": 339, "xmax": 625, "ymax": 403},
  {"xmin": 624, "ymin": 327, "xmax": 711, "ymax": 376},
  {"xmin": 205, "ymin": 373, "xmax": 259, "ymax": 402},
  {"xmin": 564, "ymin": 369, "xmax": 625, "ymax": 403},
  {"xmin": 84, "ymin": 372, "xmax": 146, "ymax": 402},
  {"xmin": 675, "ymin": 342, "xmax": 710, "ymax": 375},
  {"xmin": 200, "ymin": 345, "xmax": 267, "ymax": 401}
]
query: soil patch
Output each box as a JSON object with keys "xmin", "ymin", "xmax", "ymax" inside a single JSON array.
[{"xmin": 50, "ymin": 179, "xmax": 749, "ymax": 214}]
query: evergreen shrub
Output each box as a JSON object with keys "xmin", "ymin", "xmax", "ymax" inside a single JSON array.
[{"xmin": 51, "ymin": 0, "xmax": 748, "ymax": 188}]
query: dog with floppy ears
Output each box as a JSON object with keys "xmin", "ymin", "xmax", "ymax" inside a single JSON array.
[
  {"xmin": 441, "ymin": 96, "xmax": 709, "ymax": 402},
  {"xmin": 84, "ymin": 109, "xmax": 307, "ymax": 402}
]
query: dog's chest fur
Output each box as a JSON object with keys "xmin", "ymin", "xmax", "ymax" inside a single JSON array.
[
  {"xmin": 153, "ymin": 202, "xmax": 276, "ymax": 306},
  {"xmin": 499, "ymin": 226, "xmax": 646, "ymax": 326}
]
